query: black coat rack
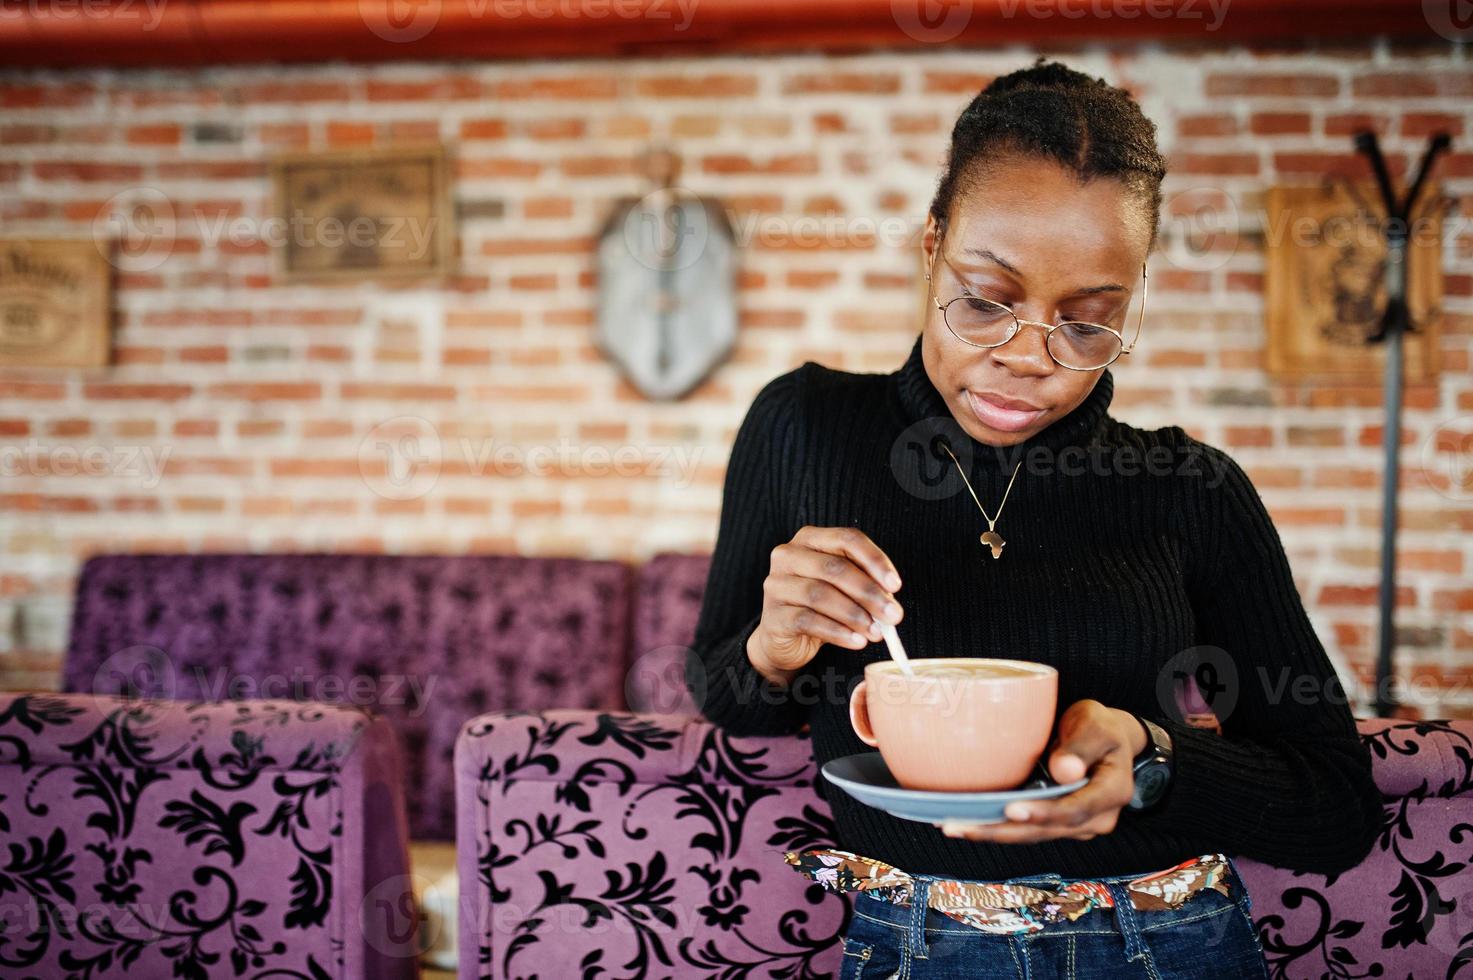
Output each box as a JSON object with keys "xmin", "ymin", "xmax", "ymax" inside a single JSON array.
[{"xmin": 1350, "ymin": 130, "xmax": 1451, "ymax": 717}]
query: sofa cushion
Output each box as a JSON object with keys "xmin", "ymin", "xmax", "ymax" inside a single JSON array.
[
  {"xmin": 627, "ymin": 552, "xmax": 712, "ymax": 715},
  {"xmin": 62, "ymin": 553, "xmax": 631, "ymax": 840}
]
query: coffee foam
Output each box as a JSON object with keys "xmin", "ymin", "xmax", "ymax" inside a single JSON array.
[{"xmin": 901, "ymin": 661, "xmax": 1045, "ymax": 680}]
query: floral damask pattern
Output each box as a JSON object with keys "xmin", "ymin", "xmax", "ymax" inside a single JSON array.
[
  {"xmin": 457, "ymin": 710, "xmax": 1473, "ymax": 980},
  {"xmin": 0, "ymin": 692, "xmax": 417, "ymax": 979}
]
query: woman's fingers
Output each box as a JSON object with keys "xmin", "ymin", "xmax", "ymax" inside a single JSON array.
[
  {"xmin": 791, "ymin": 526, "xmax": 902, "ymax": 595},
  {"xmin": 775, "ymin": 603, "xmax": 870, "ymax": 650},
  {"xmin": 752, "ymin": 525, "xmax": 902, "ymax": 676},
  {"xmin": 767, "ymin": 574, "xmax": 884, "ymax": 642},
  {"xmin": 772, "ymin": 546, "xmax": 901, "ymax": 629}
]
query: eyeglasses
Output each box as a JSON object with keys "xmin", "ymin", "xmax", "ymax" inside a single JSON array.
[{"xmin": 926, "ymin": 246, "xmax": 1147, "ymax": 372}]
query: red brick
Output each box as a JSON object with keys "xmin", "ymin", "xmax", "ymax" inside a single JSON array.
[
  {"xmin": 492, "ymin": 76, "xmax": 619, "ymax": 100},
  {"xmin": 524, "ymin": 119, "xmax": 585, "ymax": 141},
  {"xmin": 783, "ymin": 73, "xmax": 900, "ymax": 95},
  {"xmin": 126, "ymin": 124, "xmax": 180, "ymax": 146},
  {"xmin": 1204, "ymin": 74, "xmax": 1339, "ymax": 98},
  {"xmin": 1249, "ymin": 113, "xmax": 1311, "ymax": 136},
  {"xmin": 1224, "ymin": 426, "xmax": 1273, "ymax": 448},
  {"xmin": 922, "ymin": 72, "xmax": 994, "ymax": 94},
  {"xmin": 635, "ymin": 74, "xmax": 759, "ymax": 98},
  {"xmin": 326, "ymin": 122, "xmax": 375, "ymax": 146},
  {"xmin": 207, "ymin": 383, "xmax": 321, "ymax": 401},
  {"xmin": 1324, "ymin": 113, "xmax": 1390, "ymax": 137},
  {"xmin": 0, "ymin": 83, "xmax": 96, "ymax": 108},
  {"xmin": 340, "ymin": 382, "xmax": 455, "ymax": 401},
  {"xmin": 1402, "ymin": 113, "xmax": 1463, "ymax": 138},
  {"xmin": 1172, "ymin": 153, "xmax": 1259, "ymax": 176},
  {"xmin": 239, "ymin": 82, "xmax": 353, "ymax": 102},
  {"xmin": 174, "ymin": 419, "xmax": 219, "ymax": 437},
  {"xmin": 82, "ymin": 383, "xmax": 192, "ymax": 401},
  {"xmin": 702, "ymin": 154, "xmax": 820, "ymax": 176},
  {"xmin": 1177, "ymin": 114, "xmax": 1238, "ymax": 138},
  {"xmin": 1319, "ymin": 584, "xmax": 1415, "ymax": 607},
  {"xmin": 33, "ymin": 161, "xmax": 144, "ymax": 181},
  {"xmin": 480, "ymin": 236, "xmax": 593, "ymax": 257},
  {"xmin": 1433, "ymin": 590, "xmax": 1473, "ymax": 613},
  {"xmin": 460, "ymin": 118, "xmax": 509, "ymax": 140}
]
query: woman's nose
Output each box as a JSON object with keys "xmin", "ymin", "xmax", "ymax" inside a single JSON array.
[{"xmin": 989, "ymin": 318, "xmax": 1056, "ymax": 374}]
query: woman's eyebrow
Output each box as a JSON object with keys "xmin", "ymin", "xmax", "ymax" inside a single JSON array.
[{"xmin": 959, "ymin": 246, "xmax": 1127, "ymax": 295}]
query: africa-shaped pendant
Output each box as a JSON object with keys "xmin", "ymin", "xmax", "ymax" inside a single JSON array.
[{"xmin": 980, "ymin": 530, "xmax": 1006, "ymax": 559}]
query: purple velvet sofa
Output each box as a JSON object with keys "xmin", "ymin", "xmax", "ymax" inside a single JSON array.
[
  {"xmin": 456, "ymin": 553, "xmax": 1473, "ymax": 980},
  {"xmin": 0, "ymin": 691, "xmax": 418, "ymax": 979},
  {"xmin": 61, "ymin": 553, "xmax": 633, "ymax": 842}
]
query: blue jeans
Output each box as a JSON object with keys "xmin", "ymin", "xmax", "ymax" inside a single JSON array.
[{"xmin": 836, "ymin": 856, "xmax": 1270, "ymax": 980}]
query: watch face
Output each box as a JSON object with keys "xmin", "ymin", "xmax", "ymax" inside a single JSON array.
[{"xmin": 1135, "ymin": 764, "xmax": 1170, "ymax": 804}]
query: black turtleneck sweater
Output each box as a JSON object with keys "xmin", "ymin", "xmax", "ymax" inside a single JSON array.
[{"xmin": 686, "ymin": 336, "xmax": 1383, "ymax": 881}]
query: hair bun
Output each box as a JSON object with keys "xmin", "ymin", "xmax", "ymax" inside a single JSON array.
[{"xmin": 982, "ymin": 57, "xmax": 1104, "ymax": 97}]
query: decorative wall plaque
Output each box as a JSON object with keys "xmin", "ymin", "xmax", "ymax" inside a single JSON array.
[
  {"xmin": 1264, "ymin": 183, "xmax": 1443, "ymax": 383},
  {"xmin": 0, "ymin": 238, "xmax": 110, "ymax": 368},
  {"xmin": 596, "ymin": 147, "xmax": 739, "ymax": 400},
  {"xmin": 270, "ymin": 143, "xmax": 452, "ymax": 282}
]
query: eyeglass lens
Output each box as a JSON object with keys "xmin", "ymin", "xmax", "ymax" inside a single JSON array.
[{"xmin": 943, "ymin": 295, "xmax": 1123, "ymax": 370}]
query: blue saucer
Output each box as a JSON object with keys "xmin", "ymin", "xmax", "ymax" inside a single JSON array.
[{"xmin": 822, "ymin": 752, "xmax": 1088, "ymax": 825}]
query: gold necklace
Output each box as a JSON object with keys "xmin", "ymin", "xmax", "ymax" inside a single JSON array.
[{"xmin": 940, "ymin": 443, "xmax": 1022, "ymax": 559}]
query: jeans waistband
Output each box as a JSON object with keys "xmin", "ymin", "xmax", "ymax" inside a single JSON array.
[{"xmin": 786, "ymin": 848, "xmax": 1246, "ymax": 945}]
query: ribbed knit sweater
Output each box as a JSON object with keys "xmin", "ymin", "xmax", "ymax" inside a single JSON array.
[{"xmin": 687, "ymin": 336, "xmax": 1383, "ymax": 880}]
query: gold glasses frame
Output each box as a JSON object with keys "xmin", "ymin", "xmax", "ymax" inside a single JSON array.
[{"xmin": 925, "ymin": 244, "xmax": 1148, "ymax": 372}]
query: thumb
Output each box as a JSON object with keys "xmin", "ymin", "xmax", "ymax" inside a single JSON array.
[{"xmin": 1046, "ymin": 707, "xmax": 1114, "ymax": 783}]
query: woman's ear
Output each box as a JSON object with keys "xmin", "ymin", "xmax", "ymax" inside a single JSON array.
[{"xmin": 920, "ymin": 213, "xmax": 943, "ymax": 280}]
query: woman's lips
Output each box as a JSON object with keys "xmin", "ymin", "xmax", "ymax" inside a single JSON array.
[{"xmin": 966, "ymin": 390, "xmax": 1047, "ymax": 432}]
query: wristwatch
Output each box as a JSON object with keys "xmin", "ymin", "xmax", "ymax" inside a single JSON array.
[{"xmin": 1127, "ymin": 715, "xmax": 1175, "ymax": 811}]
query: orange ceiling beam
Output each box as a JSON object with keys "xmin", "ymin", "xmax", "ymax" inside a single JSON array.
[{"xmin": 0, "ymin": 0, "xmax": 1440, "ymax": 68}]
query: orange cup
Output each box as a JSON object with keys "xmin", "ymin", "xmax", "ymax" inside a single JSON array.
[{"xmin": 848, "ymin": 658, "xmax": 1058, "ymax": 792}]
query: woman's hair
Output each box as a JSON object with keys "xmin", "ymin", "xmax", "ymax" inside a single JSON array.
[{"xmin": 928, "ymin": 57, "xmax": 1167, "ymax": 248}]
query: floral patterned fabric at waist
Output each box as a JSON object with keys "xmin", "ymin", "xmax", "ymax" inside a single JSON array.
[{"xmin": 783, "ymin": 848, "xmax": 1235, "ymax": 936}]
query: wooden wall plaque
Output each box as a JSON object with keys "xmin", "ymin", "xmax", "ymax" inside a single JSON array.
[
  {"xmin": 0, "ymin": 238, "xmax": 111, "ymax": 369},
  {"xmin": 1264, "ymin": 183, "xmax": 1443, "ymax": 383},
  {"xmin": 270, "ymin": 143, "xmax": 452, "ymax": 283}
]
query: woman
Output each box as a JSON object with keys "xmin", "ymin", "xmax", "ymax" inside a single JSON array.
[{"xmin": 685, "ymin": 60, "xmax": 1381, "ymax": 978}]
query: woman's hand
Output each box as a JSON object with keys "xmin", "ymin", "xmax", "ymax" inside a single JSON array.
[
  {"xmin": 935, "ymin": 699, "xmax": 1149, "ymax": 844},
  {"xmin": 747, "ymin": 526, "xmax": 903, "ymax": 686}
]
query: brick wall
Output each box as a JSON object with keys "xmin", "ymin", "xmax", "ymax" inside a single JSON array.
[{"xmin": 1, "ymin": 42, "xmax": 1470, "ymax": 714}]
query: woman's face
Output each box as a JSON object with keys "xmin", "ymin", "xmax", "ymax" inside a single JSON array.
[{"xmin": 919, "ymin": 154, "xmax": 1152, "ymax": 448}]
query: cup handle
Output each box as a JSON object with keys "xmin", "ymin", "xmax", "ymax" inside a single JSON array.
[{"xmin": 849, "ymin": 679, "xmax": 880, "ymax": 748}]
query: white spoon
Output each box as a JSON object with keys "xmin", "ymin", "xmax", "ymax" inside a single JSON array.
[{"xmin": 877, "ymin": 620, "xmax": 914, "ymax": 678}]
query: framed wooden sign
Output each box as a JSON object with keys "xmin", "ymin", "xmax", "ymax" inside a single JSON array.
[
  {"xmin": 0, "ymin": 238, "xmax": 110, "ymax": 368},
  {"xmin": 1264, "ymin": 183, "xmax": 1442, "ymax": 383},
  {"xmin": 270, "ymin": 143, "xmax": 452, "ymax": 282}
]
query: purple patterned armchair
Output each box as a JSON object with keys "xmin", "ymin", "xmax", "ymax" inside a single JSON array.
[
  {"xmin": 455, "ymin": 708, "xmax": 1473, "ymax": 979},
  {"xmin": 455, "ymin": 553, "xmax": 1473, "ymax": 979},
  {"xmin": 0, "ymin": 691, "xmax": 418, "ymax": 979}
]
